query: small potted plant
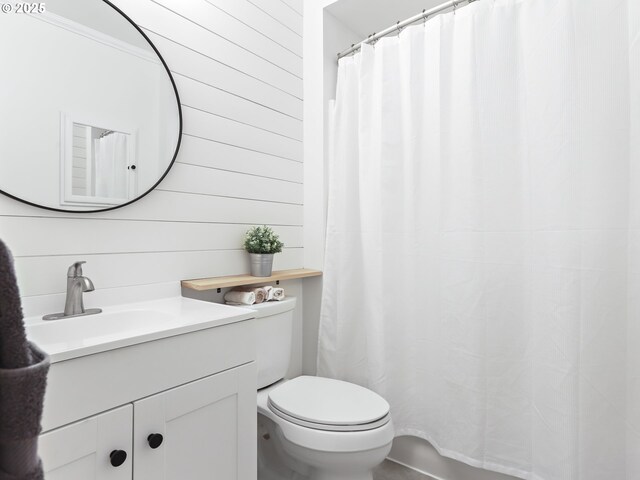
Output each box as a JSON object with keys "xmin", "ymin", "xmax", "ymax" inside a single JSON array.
[{"xmin": 244, "ymin": 225, "xmax": 284, "ymax": 277}]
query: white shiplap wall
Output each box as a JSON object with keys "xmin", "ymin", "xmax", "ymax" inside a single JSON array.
[{"xmin": 0, "ymin": 0, "xmax": 303, "ymax": 300}]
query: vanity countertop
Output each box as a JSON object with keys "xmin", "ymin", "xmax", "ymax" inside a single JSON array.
[{"xmin": 25, "ymin": 297, "xmax": 255, "ymax": 363}]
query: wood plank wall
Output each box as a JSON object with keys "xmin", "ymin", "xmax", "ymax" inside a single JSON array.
[{"xmin": 0, "ymin": 0, "xmax": 304, "ymax": 299}]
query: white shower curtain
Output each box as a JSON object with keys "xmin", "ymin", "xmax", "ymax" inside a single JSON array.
[
  {"xmin": 318, "ymin": 0, "xmax": 640, "ymax": 479},
  {"xmin": 94, "ymin": 132, "xmax": 128, "ymax": 199}
]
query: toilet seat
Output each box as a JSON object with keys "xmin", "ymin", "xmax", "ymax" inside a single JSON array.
[
  {"xmin": 267, "ymin": 376, "xmax": 391, "ymax": 432},
  {"xmin": 268, "ymin": 401, "xmax": 391, "ymax": 432},
  {"xmin": 258, "ymin": 379, "xmax": 395, "ymax": 454}
]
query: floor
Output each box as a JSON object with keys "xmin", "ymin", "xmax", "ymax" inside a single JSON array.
[{"xmin": 373, "ymin": 460, "xmax": 435, "ymax": 480}]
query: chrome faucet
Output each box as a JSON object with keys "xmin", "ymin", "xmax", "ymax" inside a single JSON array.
[{"xmin": 43, "ymin": 261, "xmax": 102, "ymax": 320}]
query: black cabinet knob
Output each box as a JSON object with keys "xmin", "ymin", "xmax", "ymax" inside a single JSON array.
[
  {"xmin": 130, "ymin": 165, "xmax": 137, "ymax": 170},
  {"xmin": 109, "ymin": 450, "xmax": 127, "ymax": 467},
  {"xmin": 147, "ymin": 433, "xmax": 164, "ymax": 449}
]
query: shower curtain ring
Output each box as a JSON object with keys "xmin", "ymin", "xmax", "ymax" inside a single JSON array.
[
  {"xmin": 423, "ymin": 9, "xmax": 427, "ymax": 26},
  {"xmin": 396, "ymin": 21, "xmax": 402, "ymax": 33}
]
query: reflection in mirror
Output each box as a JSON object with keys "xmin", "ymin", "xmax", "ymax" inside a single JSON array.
[
  {"xmin": 0, "ymin": 0, "xmax": 181, "ymax": 212},
  {"xmin": 62, "ymin": 118, "xmax": 136, "ymax": 207},
  {"xmin": 63, "ymin": 119, "xmax": 136, "ymax": 207}
]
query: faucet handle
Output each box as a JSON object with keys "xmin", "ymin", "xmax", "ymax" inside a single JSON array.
[{"xmin": 67, "ymin": 261, "xmax": 86, "ymax": 278}]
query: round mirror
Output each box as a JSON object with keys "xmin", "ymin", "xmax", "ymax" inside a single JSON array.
[{"xmin": 0, "ymin": 0, "xmax": 181, "ymax": 212}]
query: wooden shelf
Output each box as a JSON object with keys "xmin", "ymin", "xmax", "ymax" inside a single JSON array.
[{"xmin": 181, "ymin": 268, "xmax": 323, "ymax": 291}]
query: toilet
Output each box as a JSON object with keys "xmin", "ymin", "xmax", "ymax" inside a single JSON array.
[{"xmin": 252, "ymin": 297, "xmax": 394, "ymax": 480}]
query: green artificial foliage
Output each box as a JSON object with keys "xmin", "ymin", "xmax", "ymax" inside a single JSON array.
[{"xmin": 243, "ymin": 225, "xmax": 284, "ymax": 254}]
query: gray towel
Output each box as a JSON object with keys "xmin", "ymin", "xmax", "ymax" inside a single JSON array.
[
  {"xmin": 0, "ymin": 241, "xmax": 32, "ymax": 369},
  {"xmin": 0, "ymin": 343, "xmax": 48, "ymax": 480},
  {"xmin": 0, "ymin": 463, "xmax": 43, "ymax": 480},
  {"xmin": 0, "ymin": 241, "xmax": 49, "ymax": 480}
]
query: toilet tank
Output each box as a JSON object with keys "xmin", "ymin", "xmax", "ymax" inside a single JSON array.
[{"xmin": 251, "ymin": 296, "xmax": 297, "ymax": 389}]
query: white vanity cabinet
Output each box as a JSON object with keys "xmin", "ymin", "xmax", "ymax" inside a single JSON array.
[
  {"xmin": 41, "ymin": 364, "xmax": 255, "ymax": 480},
  {"xmin": 133, "ymin": 364, "xmax": 256, "ymax": 480},
  {"xmin": 29, "ymin": 299, "xmax": 258, "ymax": 480},
  {"xmin": 40, "ymin": 405, "xmax": 133, "ymax": 480}
]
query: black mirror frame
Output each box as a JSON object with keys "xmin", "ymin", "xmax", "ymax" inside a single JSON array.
[{"xmin": 0, "ymin": 0, "xmax": 183, "ymax": 213}]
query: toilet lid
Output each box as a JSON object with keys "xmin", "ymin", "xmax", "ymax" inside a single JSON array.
[{"xmin": 268, "ymin": 376, "xmax": 390, "ymax": 431}]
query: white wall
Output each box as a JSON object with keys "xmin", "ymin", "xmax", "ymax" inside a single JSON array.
[
  {"xmin": 0, "ymin": 0, "xmax": 305, "ymax": 369},
  {"xmin": 302, "ymin": 0, "xmax": 360, "ymax": 376},
  {"xmin": 46, "ymin": 0, "xmax": 151, "ymax": 50},
  {"xmin": 628, "ymin": 1, "xmax": 640, "ymax": 476}
]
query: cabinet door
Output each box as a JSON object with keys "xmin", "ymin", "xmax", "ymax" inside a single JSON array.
[
  {"xmin": 134, "ymin": 363, "xmax": 256, "ymax": 480},
  {"xmin": 40, "ymin": 405, "xmax": 132, "ymax": 480}
]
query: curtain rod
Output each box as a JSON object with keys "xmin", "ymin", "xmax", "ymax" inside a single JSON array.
[{"xmin": 337, "ymin": 0, "xmax": 477, "ymax": 59}]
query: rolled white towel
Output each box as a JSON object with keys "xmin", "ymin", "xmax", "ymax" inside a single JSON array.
[
  {"xmin": 223, "ymin": 290, "xmax": 256, "ymax": 305},
  {"xmin": 253, "ymin": 287, "xmax": 267, "ymax": 304},
  {"xmin": 271, "ymin": 287, "xmax": 285, "ymax": 301},
  {"xmin": 236, "ymin": 286, "xmax": 267, "ymax": 303},
  {"xmin": 263, "ymin": 285, "xmax": 273, "ymax": 300}
]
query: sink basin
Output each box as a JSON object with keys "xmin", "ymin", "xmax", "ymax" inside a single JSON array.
[
  {"xmin": 25, "ymin": 297, "xmax": 256, "ymax": 363},
  {"xmin": 28, "ymin": 309, "xmax": 175, "ymax": 352}
]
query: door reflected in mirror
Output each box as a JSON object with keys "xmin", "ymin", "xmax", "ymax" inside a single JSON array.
[
  {"xmin": 0, "ymin": 0, "xmax": 181, "ymax": 212},
  {"xmin": 63, "ymin": 118, "xmax": 136, "ymax": 207}
]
